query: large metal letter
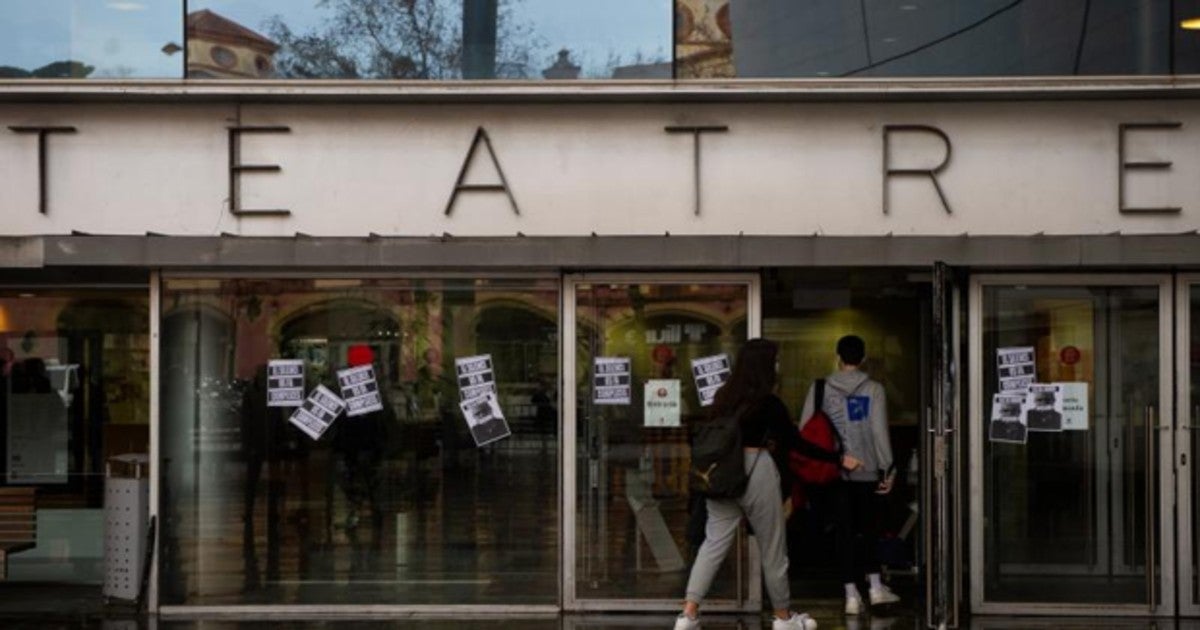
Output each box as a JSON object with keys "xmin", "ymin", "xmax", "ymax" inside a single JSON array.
[
  {"xmin": 228, "ymin": 125, "xmax": 290, "ymax": 216},
  {"xmin": 444, "ymin": 127, "xmax": 520, "ymax": 216},
  {"xmin": 665, "ymin": 125, "xmax": 728, "ymax": 216},
  {"xmin": 1118, "ymin": 122, "xmax": 1182, "ymax": 214},
  {"xmin": 883, "ymin": 125, "xmax": 953, "ymax": 215},
  {"xmin": 8, "ymin": 126, "xmax": 77, "ymax": 214}
]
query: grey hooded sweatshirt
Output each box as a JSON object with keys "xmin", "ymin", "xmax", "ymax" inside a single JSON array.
[{"xmin": 799, "ymin": 368, "xmax": 893, "ymax": 483}]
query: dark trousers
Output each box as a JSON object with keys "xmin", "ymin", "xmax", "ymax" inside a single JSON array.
[{"xmin": 822, "ymin": 480, "xmax": 883, "ymax": 585}]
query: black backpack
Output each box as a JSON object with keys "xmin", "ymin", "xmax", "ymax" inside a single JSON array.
[{"xmin": 689, "ymin": 402, "xmax": 757, "ymax": 499}]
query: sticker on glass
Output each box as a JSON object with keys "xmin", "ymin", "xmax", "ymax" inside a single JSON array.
[{"xmin": 691, "ymin": 354, "xmax": 730, "ymax": 407}]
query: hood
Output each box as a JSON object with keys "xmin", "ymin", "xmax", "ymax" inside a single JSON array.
[{"xmin": 826, "ymin": 368, "xmax": 869, "ymax": 394}]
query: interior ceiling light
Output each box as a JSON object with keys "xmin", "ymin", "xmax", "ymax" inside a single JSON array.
[{"xmin": 1182, "ymin": 18, "xmax": 1200, "ymax": 30}]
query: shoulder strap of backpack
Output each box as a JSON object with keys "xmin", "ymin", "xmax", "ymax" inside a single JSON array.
[{"xmin": 815, "ymin": 379, "xmax": 825, "ymax": 410}]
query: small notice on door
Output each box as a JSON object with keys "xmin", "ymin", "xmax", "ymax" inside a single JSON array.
[
  {"xmin": 997, "ymin": 346, "xmax": 1036, "ymax": 393},
  {"xmin": 593, "ymin": 357, "xmax": 631, "ymax": 405},
  {"xmin": 337, "ymin": 364, "xmax": 384, "ymax": 417},
  {"xmin": 989, "ymin": 393, "xmax": 1028, "ymax": 444},
  {"xmin": 455, "ymin": 354, "xmax": 497, "ymax": 401},
  {"xmin": 267, "ymin": 359, "xmax": 305, "ymax": 407},
  {"xmin": 459, "ymin": 391, "xmax": 512, "ymax": 447},
  {"xmin": 1056, "ymin": 382, "xmax": 1089, "ymax": 431},
  {"xmin": 288, "ymin": 385, "xmax": 346, "ymax": 441},
  {"xmin": 644, "ymin": 379, "xmax": 681, "ymax": 427},
  {"xmin": 691, "ymin": 354, "xmax": 731, "ymax": 407},
  {"xmin": 1024, "ymin": 383, "xmax": 1064, "ymax": 432}
]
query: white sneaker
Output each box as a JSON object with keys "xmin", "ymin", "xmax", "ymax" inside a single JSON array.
[
  {"xmin": 773, "ymin": 611, "xmax": 818, "ymax": 630},
  {"xmin": 673, "ymin": 613, "xmax": 701, "ymax": 630},
  {"xmin": 845, "ymin": 592, "xmax": 864, "ymax": 615},
  {"xmin": 868, "ymin": 584, "xmax": 901, "ymax": 606}
]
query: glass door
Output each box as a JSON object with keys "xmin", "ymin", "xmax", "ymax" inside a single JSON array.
[
  {"xmin": 969, "ymin": 275, "xmax": 1173, "ymax": 616},
  {"xmin": 563, "ymin": 274, "xmax": 759, "ymax": 611},
  {"xmin": 1179, "ymin": 275, "xmax": 1200, "ymax": 617}
]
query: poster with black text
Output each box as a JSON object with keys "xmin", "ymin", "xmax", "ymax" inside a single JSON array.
[
  {"xmin": 691, "ymin": 354, "xmax": 731, "ymax": 407},
  {"xmin": 337, "ymin": 364, "xmax": 384, "ymax": 417},
  {"xmin": 997, "ymin": 346, "xmax": 1036, "ymax": 393},
  {"xmin": 455, "ymin": 354, "xmax": 497, "ymax": 401},
  {"xmin": 267, "ymin": 359, "xmax": 305, "ymax": 407},
  {"xmin": 288, "ymin": 385, "xmax": 346, "ymax": 441},
  {"xmin": 593, "ymin": 357, "xmax": 632, "ymax": 405},
  {"xmin": 459, "ymin": 392, "xmax": 512, "ymax": 447}
]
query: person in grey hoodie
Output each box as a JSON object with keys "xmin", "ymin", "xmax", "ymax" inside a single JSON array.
[{"xmin": 799, "ymin": 335, "xmax": 900, "ymax": 615}]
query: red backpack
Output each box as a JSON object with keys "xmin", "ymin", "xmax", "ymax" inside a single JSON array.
[{"xmin": 791, "ymin": 379, "xmax": 843, "ymax": 485}]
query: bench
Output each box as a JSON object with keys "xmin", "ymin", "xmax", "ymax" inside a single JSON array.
[{"xmin": 0, "ymin": 487, "xmax": 36, "ymax": 580}]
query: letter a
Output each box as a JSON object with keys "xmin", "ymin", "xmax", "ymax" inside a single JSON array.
[{"xmin": 444, "ymin": 127, "xmax": 520, "ymax": 216}]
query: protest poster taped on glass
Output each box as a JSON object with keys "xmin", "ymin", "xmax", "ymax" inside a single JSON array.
[
  {"xmin": 1023, "ymin": 383, "xmax": 1064, "ymax": 432},
  {"xmin": 997, "ymin": 346, "xmax": 1036, "ymax": 393},
  {"xmin": 644, "ymin": 379, "xmax": 681, "ymax": 427},
  {"xmin": 989, "ymin": 393, "xmax": 1028, "ymax": 444},
  {"xmin": 267, "ymin": 359, "xmax": 305, "ymax": 407},
  {"xmin": 593, "ymin": 357, "xmax": 632, "ymax": 405},
  {"xmin": 691, "ymin": 354, "xmax": 731, "ymax": 407},
  {"xmin": 337, "ymin": 364, "xmax": 384, "ymax": 417},
  {"xmin": 455, "ymin": 354, "xmax": 497, "ymax": 401},
  {"xmin": 459, "ymin": 391, "xmax": 512, "ymax": 447},
  {"xmin": 1056, "ymin": 382, "xmax": 1089, "ymax": 431},
  {"xmin": 288, "ymin": 385, "xmax": 346, "ymax": 441}
]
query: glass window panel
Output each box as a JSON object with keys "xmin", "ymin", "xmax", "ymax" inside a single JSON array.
[
  {"xmin": 159, "ymin": 277, "xmax": 559, "ymax": 605},
  {"xmin": 186, "ymin": 1, "xmax": 672, "ymax": 80},
  {"xmin": 1192, "ymin": 283, "xmax": 1200, "ymax": 606},
  {"xmin": 573, "ymin": 282, "xmax": 748, "ymax": 602},
  {"xmin": 0, "ymin": 1, "xmax": 183, "ymax": 79},
  {"xmin": 1178, "ymin": 0, "xmax": 1200, "ymax": 74},
  {"xmin": 981, "ymin": 285, "xmax": 1159, "ymax": 605},
  {"xmin": 679, "ymin": 0, "xmax": 1176, "ymax": 78},
  {"xmin": 0, "ymin": 289, "xmax": 150, "ymax": 583}
]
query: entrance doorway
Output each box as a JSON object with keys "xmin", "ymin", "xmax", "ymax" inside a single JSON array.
[{"xmin": 969, "ymin": 275, "xmax": 1174, "ymax": 616}]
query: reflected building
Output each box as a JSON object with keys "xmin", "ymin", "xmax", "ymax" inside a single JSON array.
[{"xmin": 186, "ymin": 9, "xmax": 278, "ymax": 79}]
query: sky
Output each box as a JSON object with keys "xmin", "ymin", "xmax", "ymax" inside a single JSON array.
[{"xmin": 0, "ymin": 0, "xmax": 672, "ymax": 78}]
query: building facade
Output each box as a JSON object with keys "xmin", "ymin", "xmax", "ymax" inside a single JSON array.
[{"xmin": 1, "ymin": 1, "xmax": 1199, "ymax": 626}]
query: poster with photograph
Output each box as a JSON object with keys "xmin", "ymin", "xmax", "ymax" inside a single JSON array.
[
  {"xmin": 267, "ymin": 359, "xmax": 305, "ymax": 407},
  {"xmin": 459, "ymin": 391, "xmax": 512, "ymax": 447},
  {"xmin": 337, "ymin": 364, "xmax": 384, "ymax": 417},
  {"xmin": 989, "ymin": 393, "xmax": 1028, "ymax": 444},
  {"xmin": 1057, "ymin": 382, "xmax": 1089, "ymax": 431},
  {"xmin": 997, "ymin": 346, "xmax": 1036, "ymax": 393},
  {"xmin": 691, "ymin": 354, "xmax": 731, "ymax": 407},
  {"xmin": 593, "ymin": 357, "xmax": 632, "ymax": 405},
  {"xmin": 1023, "ymin": 383, "xmax": 1065, "ymax": 432},
  {"xmin": 288, "ymin": 385, "xmax": 346, "ymax": 441},
  {"xmin": 455, "ymin": 354, "xmax": 497, "ymax": 401},
  {"xmin": 644, "ymin": 379, "xmax": 681, "ymax": 427}
]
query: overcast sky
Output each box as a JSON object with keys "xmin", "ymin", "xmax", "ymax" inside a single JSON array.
[{"xmin": 0, "ymin": 0, "xmax": 671, "ymax": 78}]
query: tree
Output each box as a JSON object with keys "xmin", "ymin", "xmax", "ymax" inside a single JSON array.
[{"xmin": 265, "ymin": 0, "xmax": 536, "ymax": 80}]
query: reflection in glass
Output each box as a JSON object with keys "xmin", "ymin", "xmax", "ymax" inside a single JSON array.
[
  {"xmin": 982, "ymin": 286, "xmax": 1158, "ymax": 604},
  {"xmin": 574, "ymin": 283, "xmax": 748, "ymax": 602},
  {"xmin": 1193, "ymin": 285, "xmax": 1200, "ymax": 605},
  {"xmin": 0, "ymin": 1, "xmax": 183, "ymax": 79},
  {"xmin": 187, "ymin": 1, "xmax": 671, "ymax": 80},
  {"xmin": 679, "ymin": 0, "xmax": 1177, "ymax": 78},
  {"xmin": 159, "ymin": 278, "xmax": 559, "ymax": 605},
  {"xmin": 0, "ymin": 290, "xmax": 149, "ymax": 583}
]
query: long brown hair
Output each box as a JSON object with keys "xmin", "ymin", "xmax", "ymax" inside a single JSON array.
[{"xmin": 710, "ymin": 338, "xmax": 778, "ymax": 418}]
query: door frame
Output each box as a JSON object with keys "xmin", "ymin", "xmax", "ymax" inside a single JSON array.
[
  {"xmin": 561, "ymin": 272, "xmax": 761, "ymax": 612},
  {"xmin": 1178, "ymin": 274, "xmax": 1199, "ymax": 617},
  {"xmin": 968, "ymin": 273, "xmax": 1175, "ymax": 617}
]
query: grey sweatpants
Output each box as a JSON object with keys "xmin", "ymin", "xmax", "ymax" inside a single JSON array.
[{"xmin": 684, "ymin": 450, "xmax": 790, "ymax": 611}]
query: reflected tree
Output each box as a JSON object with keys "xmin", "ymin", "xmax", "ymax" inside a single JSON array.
[
  {"xmin": 265, "ymin": 0, "xmax": 535, "ymax": 79},
  {"xmin": 0, "ymin": 61, "xmax": 95, "ymax": 79}
]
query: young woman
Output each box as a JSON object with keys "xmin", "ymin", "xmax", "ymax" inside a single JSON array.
[{"xmin": 675, "ymin": 338, "xmax": 824, "ymax": 630}]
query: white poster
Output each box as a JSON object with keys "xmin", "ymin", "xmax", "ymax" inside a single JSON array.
[
  {"xmin": 997, "ymin": 346, "xmax": 1036, "ymax": 393},
  {"xmin": 267, "ymin": 359, "xmax": 305, "ymax": 408},
  {"xmin": 459, "ymin": 391, "xmax": 512, "ymax": 447},
  {"xmin": 1023, "ymin": 383, "xmax": 1065, "ymax": 432},
  {"xmin": 288, "ymin": 385, "xmax": 346, "ymax": 441},
  {"xmin": 644, "ymin": 379, "xmax": 681, "ymax": 427},
  {"xmin": 455, "ymin": 354, "xmax": 497, "ymax": 401},
  {"xmin": 1057, "ymin": 382, "xmax": 1089, "ymax": 431},
  {"xmin": 337, "ymin": 364, "xmax": 384, "ymax": 417},
  {"xmin": 989, "ymin": 392, "xmax": 1028, "ymax": 445},
  {"xmin": 691, "ymin": 354, "xmax": 731, "ymax": 407},
  {"xmin": 593, "ymin": 357, "xmax": 632, "ymax": 405}
]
